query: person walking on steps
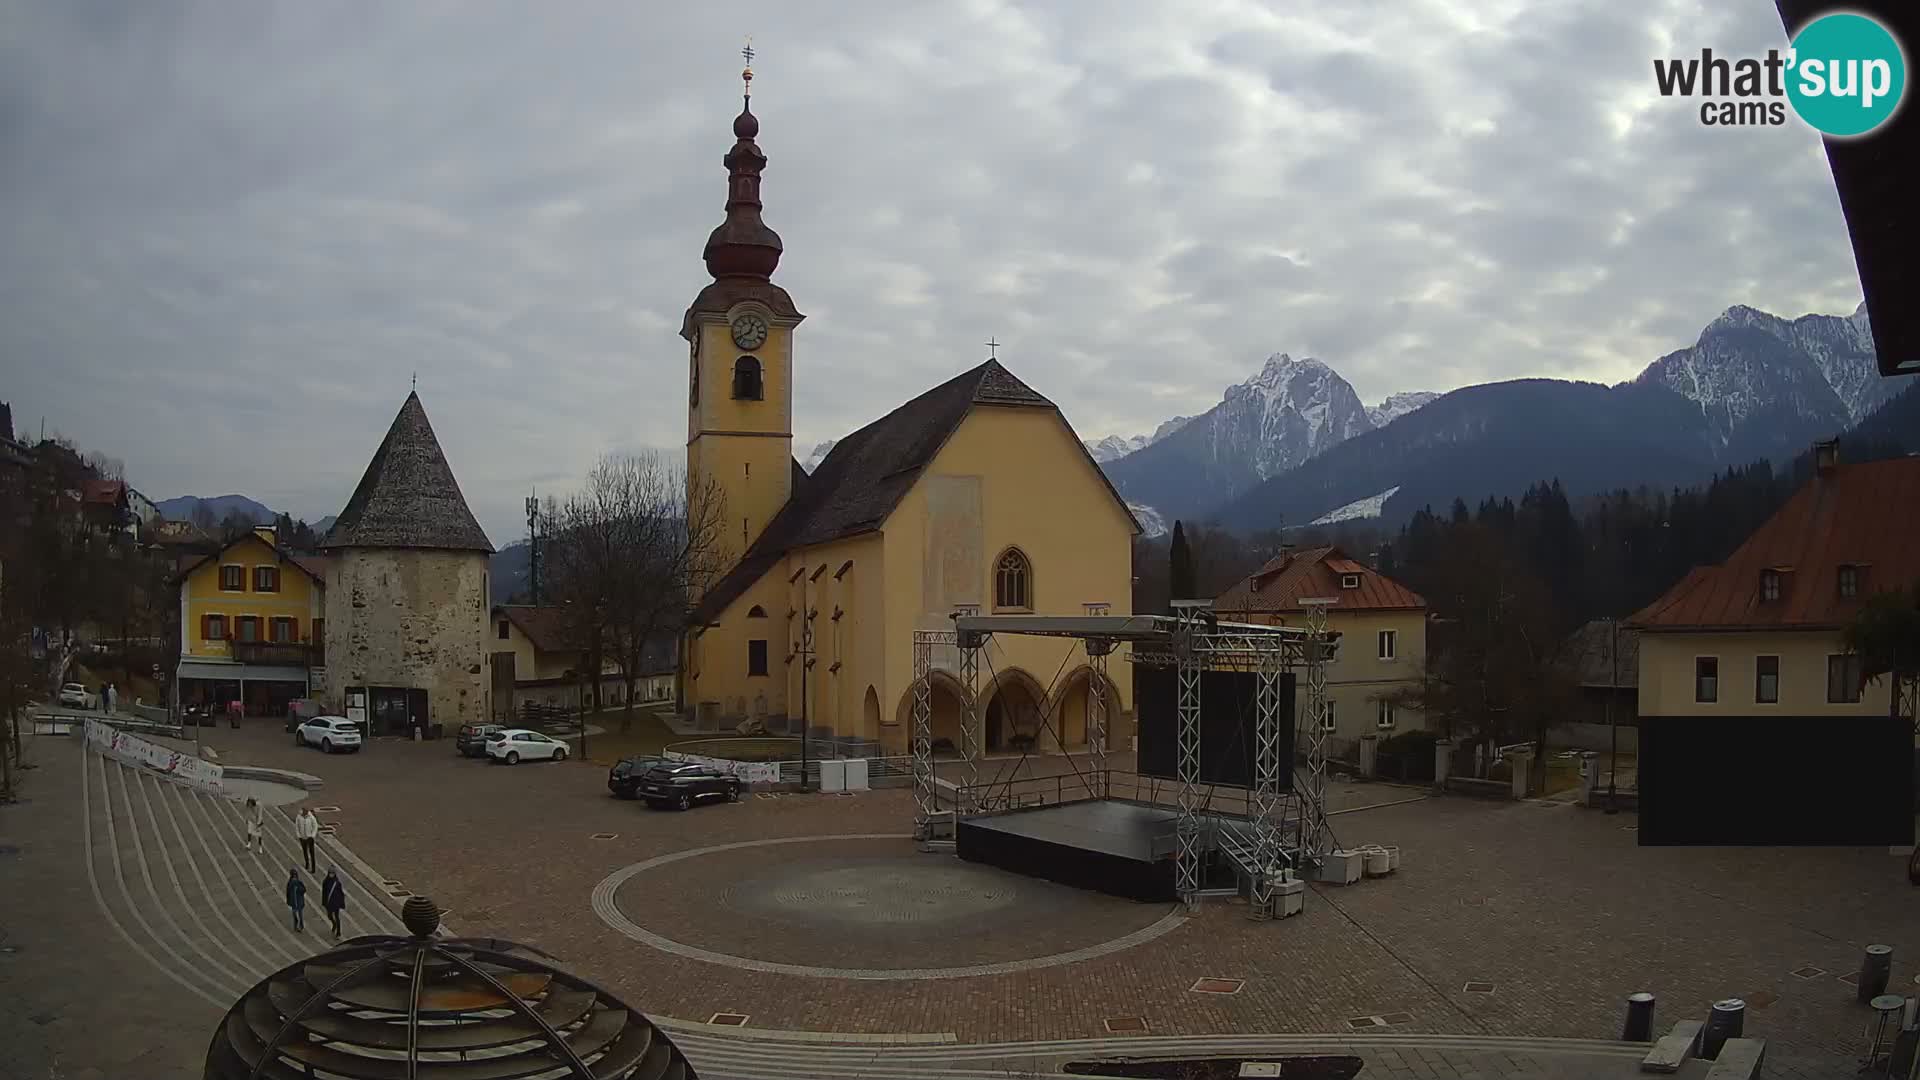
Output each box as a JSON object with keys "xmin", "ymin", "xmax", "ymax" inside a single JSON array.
[
  {"xmin": 286, "ymin": 868, "xmax": 307, "ymax": 932},
  {"xmin": 242, "ymin": 797, "xmax": 265, "ymax": 853},
  {"xmin": 320, "ymin": 868, "xmax": 347, "ymax": 940},
  {"xmin": 294, "ymin": 807, "xmax": 320, "ymax": 872}
]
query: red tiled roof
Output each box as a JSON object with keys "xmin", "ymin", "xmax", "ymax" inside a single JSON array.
[
  {"xmin": 1628, "ymin": 455, "xmax": 1920, "ymax": 631},
  {"xmin": 498, "ymin": 606, "xmax": 581, "ymax": 654},
  {"xmin": 82, "ymin": 478, "xmax": 125, "ymax": 505},
  {"xmin": 173, "ymin": 537, "xmax": 328, "ymax": 586},
  {"xmin": 288, "ymin": 553, "xmax": 331, "ymax": 582},
  {"xmin": 1213, "ymin": 546, "xmax": 1426, "ymax": 615}
]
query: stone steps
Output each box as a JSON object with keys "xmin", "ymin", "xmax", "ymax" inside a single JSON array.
[{"xmin": 77, "ymin": 747, "xmax": 408, "ymax": 1010}]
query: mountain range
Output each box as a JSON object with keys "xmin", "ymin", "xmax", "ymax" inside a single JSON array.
[
  {"xmin": 153, "ymin": 494, "xmax": 335, "ymax": 536},
  {"xmin": 1098, "ymin": 355, "xmax": 1441, "ymax": 531},
  {"xmin": 1096, "ymin": 302, "xmax": 1911, "ymax": 536}
]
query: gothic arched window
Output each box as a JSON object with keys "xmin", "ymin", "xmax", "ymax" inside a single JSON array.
[
  {"xmin": 994, "ymin": 548, "xmax": 1032, "ymax": 611},
  {"xmin": 732, "ymin": 356, "xmax": 763, "ymax": 400}
]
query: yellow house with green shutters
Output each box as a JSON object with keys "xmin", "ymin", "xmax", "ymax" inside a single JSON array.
[
  {"xmin": 679, "ymin": 89, "xmax": 1138, "ymax": 755},
  {"xmin": 174, "ymin": 525, "xmax": 328, "ymax": 717}
]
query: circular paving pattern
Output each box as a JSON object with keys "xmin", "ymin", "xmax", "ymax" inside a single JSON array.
[
  {"xmin": 592, "ymin": 834, "xmax": 1185, "ymax": 980},
  {"xmin": 729, "ymin": 861, "xmax": 1021, "ymax": 927}
]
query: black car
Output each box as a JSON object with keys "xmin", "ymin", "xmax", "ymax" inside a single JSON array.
[
  {"xmin": 607, "ymin": 756, "xmax": 668, "ymax": 798},
  {"xmin": 456, "ymin": 723, "xmax": 506, "ymax": 757},
  {"xmin": 638, "ymin": 762, "xmax": 743, "ymax": 810}
]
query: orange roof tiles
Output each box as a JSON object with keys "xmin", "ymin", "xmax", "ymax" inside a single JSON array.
[
  {"xmin": 1628, "ymin": 455, "xmax": 1920, "ymax": 631},
  {"xmin": 499, "ymin": 605, "xmax": 582, "ymax": 654},
  {"xmin": 1213, "ymin": 546, "xmax": 1426, "ymax": 615}
]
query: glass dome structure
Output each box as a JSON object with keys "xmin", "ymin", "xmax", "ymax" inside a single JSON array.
[{"xmin": 204, "ymin": 896, "xmax": 699, "ymax": 1079}]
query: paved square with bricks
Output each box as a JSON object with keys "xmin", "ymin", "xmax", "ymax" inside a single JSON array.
[{"xmin": 3, "ymin": 720, "xmax": 1909, "ymax": 1078}]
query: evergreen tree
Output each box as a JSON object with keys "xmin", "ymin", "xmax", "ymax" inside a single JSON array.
[{"xmin": 1167, "ymin": 520, "xmax": 1196, "ymax": 608}]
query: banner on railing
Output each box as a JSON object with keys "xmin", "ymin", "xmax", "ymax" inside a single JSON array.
[
  {"xmin": 86, "ymin": 719, "xmax": 225, "ymax": 794},
  {"xmin": 662, "ymin": 750, "xmax": 782, "ymax": 785}
]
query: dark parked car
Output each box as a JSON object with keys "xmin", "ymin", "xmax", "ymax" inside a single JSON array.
[
  {"xmin": 638, "ymin": 762, "xmax": 743, "ymax": 810},
  {"xmin": 285, "ymin": 698, "xmax": 324, "ymax": 733},
  {"xmin": 607, "ymin": 756, "xmax": 668, "ymax": 798},
  {"xmin": 456, "ymin": 723, "xmax": 506, "ymax": 757}
]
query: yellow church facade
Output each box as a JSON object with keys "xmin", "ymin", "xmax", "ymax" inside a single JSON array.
[{"xmin": 679, "ymin": 82, "xmax": 1136, "ymax": 756}]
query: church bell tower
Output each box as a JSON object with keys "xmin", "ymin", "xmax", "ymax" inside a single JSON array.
[{"xmin": 682, "ymin": 46, "xmax": 804, "ymax": 572}]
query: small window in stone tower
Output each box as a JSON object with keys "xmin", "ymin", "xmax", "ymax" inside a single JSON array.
[{"xmin": 732, "ymin": 356, "xmax": 763, "ymax": 400}]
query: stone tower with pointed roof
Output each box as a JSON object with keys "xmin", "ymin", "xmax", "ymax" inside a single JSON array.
[
  {"xmin": 676, "ymin": 70, "xmax": 1142, "ymax": 755},
  {"xmin": 319, "ymin": 393, "xmax": 496, "ymax": 732}
]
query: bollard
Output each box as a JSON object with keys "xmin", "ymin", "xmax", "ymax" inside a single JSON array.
[
  {"xmin": 1889, "ymin": 996, "xmax": 1920, "ymax": 1078},
  {"xmin": 1859, "ymin": 944, "xmax": 1895, "ymax": 1005},
  {"xmin": 1621, "ymin": 991, "xmax": 1656, "ymax": 1042},
  {"xmin": 1700, "ymin": 998, "xmax": 1745, "ymax": 1060}
]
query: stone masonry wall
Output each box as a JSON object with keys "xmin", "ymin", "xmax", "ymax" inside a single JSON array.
[{"xmin": 324, "ymin": 548, "xmax": 489, "ymax": 728}]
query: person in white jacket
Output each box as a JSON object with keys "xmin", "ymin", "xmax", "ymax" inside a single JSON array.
[
  {"xmin": 242, "ymin": 798, "xmax": 264, "ymax": 853},
  {"xmin": 294, "ymin": 807, "xmax": 320, "ymax": 872}
]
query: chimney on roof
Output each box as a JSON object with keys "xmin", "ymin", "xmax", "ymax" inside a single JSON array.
[{"xmin": 1813, "ymin": 438, "xmax": 1840, "ymax": 476}]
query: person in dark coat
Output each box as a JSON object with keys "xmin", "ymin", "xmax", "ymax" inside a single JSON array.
[
  {"xmin": 285, "ymin": 869, "xmax": 307, "ymax": 932},
  {"xmin": 320, "ymin": 868, "xmax": 347, "ymax": 940}
]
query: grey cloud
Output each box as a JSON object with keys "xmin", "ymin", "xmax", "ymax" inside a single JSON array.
[{"xmin": 0, "ymin": 0, "xmax": 1868, "ymax": 540}]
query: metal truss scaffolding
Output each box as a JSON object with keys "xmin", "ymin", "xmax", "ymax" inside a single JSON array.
[
  {"xmin": 1300, "ymin": 599, "xmax": 1333, "ymax": 859},
  {"xmin": 1172, "ymin": 605, "xmax": 1206, "ymax": 909},
  {"xmin": 1086, "ymin": 639, "xmax": 1112, "ymax": 799},
  {"xmin": 958, "ymin": 629, "xmax": 982, "ymax": 795},
  {"xmin": 906, "ymin": 608, "xmax": 1334, "ymax": 913},
  {"xmin": 910, "ymin": 630, "xmax": 942, "ymax": 839},
  {"xmin": 1247, "ymin": 636, "xmax": 1285, "ymax": 918}
]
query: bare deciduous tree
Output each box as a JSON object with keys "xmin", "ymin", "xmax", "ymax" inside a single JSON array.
[
  {"xmin": 1382, "ymin": 522, "xmax": 1575, "ymax": 784},
  {"xmin": 545, "ymin": 452, "xmax": 727, "ymax": 733},
  {"xmin": 82, "ymin": 451, "xmax": 125, "ymax": 481}
]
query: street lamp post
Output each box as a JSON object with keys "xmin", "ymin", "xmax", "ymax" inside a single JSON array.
[
  {"xmin": 796, "ymin": 574, "xmax": 814, "ymax": 793},
  {"xmin": 1605, "ymin": 617, "xmax": 1620, "ymax": 815}
]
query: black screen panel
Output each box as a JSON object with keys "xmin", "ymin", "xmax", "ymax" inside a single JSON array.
[{"xmin": 1134, "ymin": 667, "xmax": 1293, "ymax": 791}]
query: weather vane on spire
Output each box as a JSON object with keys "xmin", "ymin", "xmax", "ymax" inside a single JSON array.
[{"xmin": 742, "ymin": 37, "xmax": 755, "ymax": 98}]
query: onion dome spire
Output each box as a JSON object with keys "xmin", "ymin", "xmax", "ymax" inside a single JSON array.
[{"xmin": 703, "ymin": 39, "xmax": 783, "ymax": 280}]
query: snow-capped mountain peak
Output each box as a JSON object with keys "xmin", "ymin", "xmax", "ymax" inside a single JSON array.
[
  {"xmin": 1643, "ymin": 299, "xmax": 1891, "ymax": 446},
  {"xmin": 1215, "ymin": 354, "xmax": 1372, "ymax": 480},
  {"xmin": 1366, "ymin": 391, "xmax": 1440, "ymax": 428},
  {"xmin": 800, "ymin": 439, "xmax": 838, "ymax": 473},
  {"xmin": 1083, "ymin": 415, "xmax": 1195, "ymax": 463},
  {"xmin": 1085, "ymin": 434, "xmax": 1150, "ymax": 463}
]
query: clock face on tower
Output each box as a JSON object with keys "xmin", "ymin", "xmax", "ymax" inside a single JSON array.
[{"xmin": 730, "ymin": 313, "xmax": 769, "ymax": 350}]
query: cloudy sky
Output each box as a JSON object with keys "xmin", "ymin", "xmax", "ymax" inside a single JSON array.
[{"xmin": 0, "ymin": 0, "xmax": 1868, "ymax": 544}]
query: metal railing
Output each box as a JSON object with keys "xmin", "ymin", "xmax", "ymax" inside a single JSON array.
[{"xmin": 767, "ymin": 755, "xmax": 916, "ymax": 788}]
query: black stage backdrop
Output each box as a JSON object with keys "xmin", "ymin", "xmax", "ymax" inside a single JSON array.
[{"xmin": 1134, "ymin": 667, "xmax": 1294, "ymax": 790}]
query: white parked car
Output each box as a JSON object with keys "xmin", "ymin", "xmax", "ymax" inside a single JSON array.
[
  {"xmin": 485, "ymin": 728, "xmax": 569, "ymax": 765},
  {"xmin": 58, "ymin": 683, "xmax": 88, "ymax": 708},
  {"xmin": 295, "ymin": 716, "xmax": 364, "ymax": 754}
]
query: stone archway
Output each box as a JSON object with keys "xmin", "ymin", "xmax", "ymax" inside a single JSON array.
[
  {"xmin": 1044, "ymin": 666, "xmax": 1124, "ymax": 752},
  {"xmin": 893, "ymin": 670, "xmax": 969, "ymax": 754},
  {"xmin": 862, "ymin": 685, "xmax": 881, "ymax": 741},
  {"xmin": 981, "ymin": 669, "xmax": 1046, "ymax": 753}
]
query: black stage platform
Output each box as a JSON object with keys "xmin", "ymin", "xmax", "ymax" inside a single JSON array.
[{"xmin": 957, "ymin": 799, "xmax": 1230, "ymax": 903}]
